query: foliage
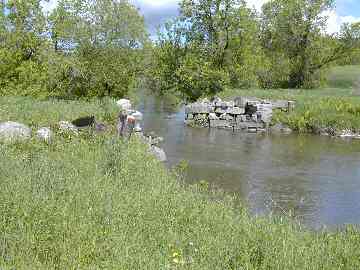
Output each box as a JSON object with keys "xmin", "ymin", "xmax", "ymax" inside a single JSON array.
[
  {"xmin": 149, "ymin": 0, "xmax": 263, "ymax": 100},
  {"xmin": 0, "ymin": 0, "xmax": 148, "ymax": 98},
  {"xmin": 259, "ymin": 0, "xmax": 360, "ymax": 89},
  {"xmin": 1, "ymin": 96, "xmax": 360, "ymax": 269},
  {"xmin": 150, "ymin": 0, "xmax": 360, "ymax": 99}
]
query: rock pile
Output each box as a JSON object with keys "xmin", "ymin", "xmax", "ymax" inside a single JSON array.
[{"xmin": 185, "ymin": 96, "xmax": 295, "ymax": 132}]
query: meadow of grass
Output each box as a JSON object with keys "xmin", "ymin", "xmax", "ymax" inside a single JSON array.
[
  {"xmin": 1, "ymin": 96, "xmax": 360, "ymax": 269},
  {"xmin": 219, "ymin": 65, "xmax": 360, "ymax": 133}
]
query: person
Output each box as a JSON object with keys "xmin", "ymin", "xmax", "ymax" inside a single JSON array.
[
  {"xmin": 117, "ymin": 109, "xmax": 128, "ymax": 137},
  {"xmin": 127, "ymin": 115, "xmax": 136, "ymax": 140}
]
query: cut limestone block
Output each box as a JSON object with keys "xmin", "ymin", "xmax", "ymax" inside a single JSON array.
[
  {"xmin": 228, "ymin": 107, "xmax": 245, "ymax": 115},
  {"xmin": 210, "ymin": 119, "xmax": 231, "ymax": 128}
]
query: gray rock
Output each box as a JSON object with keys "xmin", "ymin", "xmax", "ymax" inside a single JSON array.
[
  {"xmin": 210, "ymin": 119, "xmax": 231, "ymax": 128},
  {"xmin": 256, "ymin": 104, "xmax": 273, "ymax": 124},
  {"xmin": 151, "ymin": 146, "xmax": 167, "ymax": 162},
  {"xmin": 95, "ymin": 122, "xmax": 107, "ymax": 132},
  {"xmin": 272, "ymin": 100, "xmax": 289, "ymax": 110},
  {"xmin": 58, "ymin": 121, "xmax": 79, "ymax": 135},
  {"xmin": 208, "ymin": 113, "xmax": 218, "ymax": 120},
  {"xmin": 185, "ymin": 103, "xmax": 212, "ymax": 114},
  {"xmin": 234, "ymin": 97, "xmax": 260, "ymax": 108},
  {"xmin": 36, "ymin": 127, "xmax": 52, "ymax": 143},
  {"xmin": 215, "ymin": 107, "xmax": 228, "ymax": 114},
  {"xmin": 0, "ymin": 121, "xmax": 31, "ymax": 142},
  {"xmin": 228, "ymin": 107, "xmax": 245, "ymax": 115}
]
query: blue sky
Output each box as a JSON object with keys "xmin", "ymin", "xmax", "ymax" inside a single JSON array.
[{"xmin": 43, "ymin": 0, "xmax": 360, "ymax": 35}]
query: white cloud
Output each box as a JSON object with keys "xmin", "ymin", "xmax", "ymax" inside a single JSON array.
[
  {"xmin": 41, "ymin": 0, "xmax": 360, "ymax": 35},
  {"xmin": 41, "ymin": 0, "xmax": 58, "ymax": 13},
  {"xmin": 326, "ymin": 9, "xmax": 360, "ymax": 34}
]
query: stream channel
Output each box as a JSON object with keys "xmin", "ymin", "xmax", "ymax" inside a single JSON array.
[{"xmin": 138, "ymin": 97, "xmax": 360, "ymax": 229}]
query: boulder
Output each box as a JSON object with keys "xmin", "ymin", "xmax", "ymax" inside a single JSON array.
[
  {"xmin": 72, "ymin": 116, "xmax": 95, "ymax": 128},
  {"xmin": 151, "ymin": 146, "xmax": 167, "ymax": 162},
  {"xmin": 0, "ymin": 121, "xmax": 31, "ymax": 142},
  {"xmin": 116, "ymin": 99, "xmax": 132, "ymax": 111},
  {"xmin": 208, "ymin": 113, "xmax": 218, "ymax": 120},
  {"xmin": 58, "ymin": 121, "xmax": 79, "ymax": 135},
  {"xmin": 228, "ymin": 107, "xmax": 245, "ymax": 115},
  {"xmin": 36, "ymin": 127, "xmax": 52, "ymax": 143}
]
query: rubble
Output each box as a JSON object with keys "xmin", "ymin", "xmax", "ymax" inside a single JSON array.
[{"xmin": 185, "ymin": 96, "xmax": 295, "ymax": 133}]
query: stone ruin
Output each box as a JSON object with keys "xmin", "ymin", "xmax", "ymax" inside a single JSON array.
[{"xmin": 185, "ymin": 96, "xmax": 296, "ymax": 133}]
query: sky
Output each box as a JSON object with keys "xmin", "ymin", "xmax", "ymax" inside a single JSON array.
[{"xmin": 42, "ymin": 0, "xmax": 360, "ymax": 36}]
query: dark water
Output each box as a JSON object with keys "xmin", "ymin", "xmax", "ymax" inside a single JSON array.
[{"xmin": 138, "ymin": 97, "xmax": 360, "ymax": 229}]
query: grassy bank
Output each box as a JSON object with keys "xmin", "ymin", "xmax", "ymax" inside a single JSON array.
[
  {"xmin": 219, "ymin": 65, "xmax": 360, "ymax": 134},
  {"xmin": 1, "ymin": 96, "xmax": 360, "ymax": 269}
]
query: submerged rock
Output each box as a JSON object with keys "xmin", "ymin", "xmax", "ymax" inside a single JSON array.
[
  {"xmin": 0, "ymin": 121, "xmax": 31, "ymax": 142},
  {"xmin": 151, "ymin": 146, "xmax": 167, "ymax": 162}
]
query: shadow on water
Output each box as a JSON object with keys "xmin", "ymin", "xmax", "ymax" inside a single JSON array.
[{"xmin": 137, "ymin": 95, "xmax": 360, "ymax": 230}]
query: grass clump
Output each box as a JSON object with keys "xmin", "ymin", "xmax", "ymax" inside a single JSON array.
[{"xmin": 0, "ymin": 96, "xmax": 360, "ymax": 269}]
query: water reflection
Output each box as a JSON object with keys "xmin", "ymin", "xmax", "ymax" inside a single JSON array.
[{"xmin": 138, "ymin": 97, "xmax": 360, "ymax": 229}]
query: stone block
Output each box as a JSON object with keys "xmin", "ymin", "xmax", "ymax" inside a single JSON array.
[
  {"xmin": 185, "ymin": 103, "xmax": 211, "ymax": 114},
  {"xmin": 228, "ymin": 107, "xmax": 245, "ymax": 115},
  {"xmin": 210, "ymin": 119, "xmax": 231, "ymax": 128},
  {"xmin": 272, "ymin": 100, "xmax": 288, "ymax": 109}
]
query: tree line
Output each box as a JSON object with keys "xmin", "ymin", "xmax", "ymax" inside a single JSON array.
[{"xmin": 1, "ymin": 0, "xmax": 359, "ymax": 100}]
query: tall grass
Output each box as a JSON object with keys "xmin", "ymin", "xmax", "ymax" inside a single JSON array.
[{"xmin": 1, "ymin": 97, "xmax": 360, "ymax": 269}]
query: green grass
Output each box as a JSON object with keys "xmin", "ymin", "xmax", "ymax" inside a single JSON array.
[
  {"xmin": 1, "ymin": 96, "xmax": 360, "ymax": 269},
  {"xmin": 219, "ymin": 66, "xmax": 360, "ymax": 133}
]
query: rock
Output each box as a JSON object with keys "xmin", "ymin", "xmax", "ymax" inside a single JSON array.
[
  {"xmin": 272, "ymin": 100, "xmax": 289, "ymax": 110},
  {"xmin": 211, "ymin": 96, "xmax": 222, "ymax": 104},
  {"xmin": 36, "ymin": 127, "xmax": 52, "ymax": 143},
  {"xmin": 228, "ymin": 107, "xmax": 245, "ymax": 115},
  {"xmin": 150, "ymin": 136, "xmax": 164, "ymax": 145},
  {"xmin": 151, "ymin": 146, "xmax": 167, "ymax": 162},
  {"xmin": 95, "ymin": 122, "xmax": 107, "ymax": 132},
  {"xmin": 58, "ymin": 121, "xmax": 79, "ymax": 135},
  {"xmin": 271, "ymin": 123, "xmax": 293, "ymax": 134},
  {"xmin": 210, "ymin": 119, "xmax": 231, "ymax": 128},
  {"xmin": 209, "ymin": 113, "xmax": 218, "ymax": 120},
  {"xmin": 256, "ymin": 103, "xmax": 273, "ymax": 124},
  {"xmin": 234, "ymin": 97, "xmax": 260, "ymax": 108},
  {"xmin": 215, "ymin": 107, "xmax": 228, "ymax": 114},
  {"xmin": 0, "ymin": 121, "xmax": 31, "ymax": 142},
  {"xmin": 116, "ymin": 99, "xmax": 132, "ymax": 111},
  {"xmin": 72, "ymin": 116, "xmax": 95, "ymax": 128},
  {"xmin": 185, "ymin": 103, "xmax": 212, "ymax": 114}
]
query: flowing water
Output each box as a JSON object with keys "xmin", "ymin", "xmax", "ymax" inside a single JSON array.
[{"xmin": 138, "ymin": 97, "xmax": 360, "ymax": 229}]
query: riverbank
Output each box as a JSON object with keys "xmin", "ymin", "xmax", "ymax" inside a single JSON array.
[
  {"xmin": 1, "ymin": 96, "xmax": 360, "ymax": 269},
  {"xmin": 213, "ymin": 66, "xmax": 360, "ymax": 136}
]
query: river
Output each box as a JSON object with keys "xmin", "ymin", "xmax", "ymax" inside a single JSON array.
[{"xmin": 138, "ymin": 97, "xmax": 360, "ymax": 229}]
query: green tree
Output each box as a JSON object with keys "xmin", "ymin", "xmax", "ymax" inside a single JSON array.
[
  {"xmin": 0, "ymin": 0, "xmax": 49, "ymax": 96},
  {"xmin": 48, "ymin": 0, "xmax": 148, "ymax": 98},
  {"xmin": 151, "ymin": 0, "xmax": 262, "ymax": 100},
  {"xmin": 260, "ymin": 0, "xmax": 360, "ymax": 88}
]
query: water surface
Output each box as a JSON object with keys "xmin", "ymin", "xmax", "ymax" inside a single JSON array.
[{"xmin": 138, "ymin": 97, "xmax": 360, "ymax": 229}]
